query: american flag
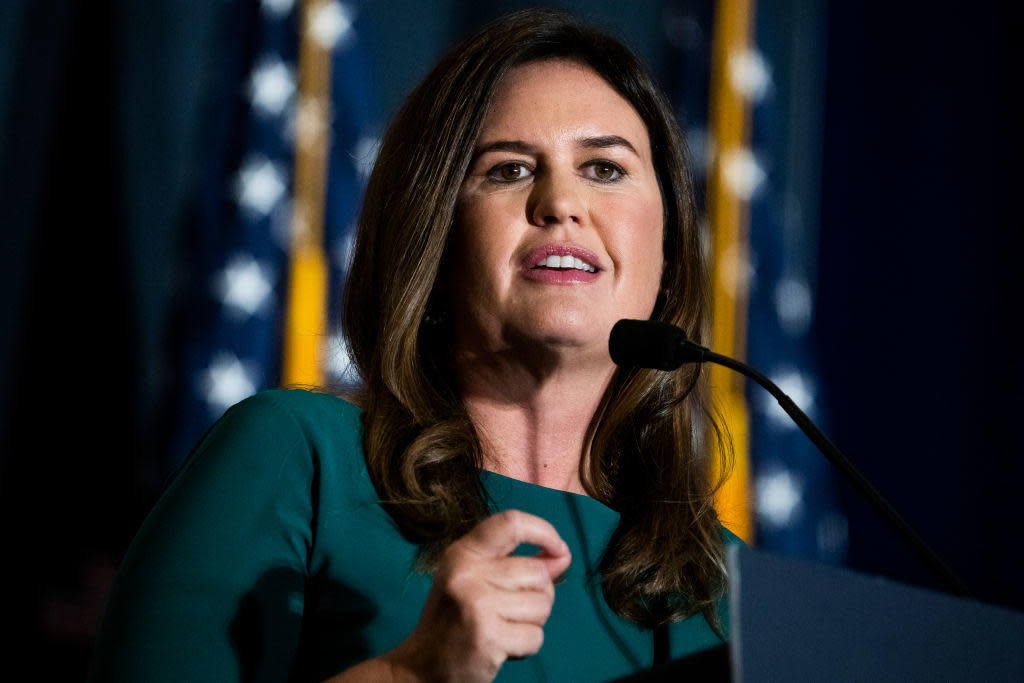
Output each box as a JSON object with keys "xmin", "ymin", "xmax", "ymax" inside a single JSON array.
[
  {"xmin": 665, "ymin": 0, "xmax": 843, "ymax": 561},
  {"xmin": 740, "ymin": 3, "xmax": 846, "ymax": 562},
  {"xmin": 166, "ymin": 0, "xmax": 376, "ymax": 478}
]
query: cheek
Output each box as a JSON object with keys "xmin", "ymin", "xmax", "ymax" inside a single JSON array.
[
  {"xmin": 636, "ymin": 248, "xmax": 666, "ymax": 310},
  {"xmin": 453, "ymin": 202, "xmax": 518, "ymax": 298},
  {"xmin": 610, "ymin": 193, "xmax": 665, "ymax": 291}
]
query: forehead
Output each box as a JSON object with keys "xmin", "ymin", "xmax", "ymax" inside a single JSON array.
[{"xmin": 480, "ymin": 59, "xmax": 651, "ymax": 156}]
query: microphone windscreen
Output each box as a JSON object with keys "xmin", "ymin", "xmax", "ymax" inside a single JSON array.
[{"xmin": 609, "ymin": 319, "xmax": 687, "ymax": 370}]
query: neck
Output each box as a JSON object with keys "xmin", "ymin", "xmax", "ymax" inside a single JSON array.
[{"xmin": 457, "ymin": 348, "xmax": 614, "ymax": 495}]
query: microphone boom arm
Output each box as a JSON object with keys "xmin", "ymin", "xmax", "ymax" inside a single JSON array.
[{"xmin": 682, "ymin": 339, "xmax": 974, "ymax": 598}]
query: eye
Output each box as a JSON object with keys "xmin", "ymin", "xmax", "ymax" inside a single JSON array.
[
  {"xmin": 583, "ymin": 160, "xmax": 625, "ymax": 182},
  {"xmin": 487, "ymin": 162, "xmax": 534, "ymax": 183}
]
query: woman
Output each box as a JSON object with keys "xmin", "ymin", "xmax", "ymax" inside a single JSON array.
[{"xmin": 90, "ymin": 9, "xmax": 737, "ymax": 682}]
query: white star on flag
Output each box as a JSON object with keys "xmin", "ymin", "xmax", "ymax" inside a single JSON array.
[
  {"xmin": 261, "ymin": 0, "xmax": 295, "ymax": 18},
  {"xmin": 774, "ymin": 276, "xmax": 813, "ymax": 336},
  {"xmin": 200, "ymin": 352, "xmax": 258, "ymax": 414},
  {"xmin": 721, "ymin": 147, "xmax": 766, "ymax": 200},
  {"xmin": 248, "ymin": 57, "xmax": 296, "ymax": 116},
  {"xmin": 756, "ymin": 468, "xmax": 804, "ymax": 528},
  {"xmin": 214, "ymin": 253, "xmax": 275, "ymax": 317},
  {"xmin": 332, "ymin": 228, "xmax": 355, "ymax": 274},
  {"xmin": 351, "ymin": 135, "xmax": 380, "ymax": 182},
  {"xmin": 325, "ymin": 329, "xmax": 361, "ymax": 386},
  {"xmin": 764, "ymin": 368, "xmax": 815, "ymax": 427},
  {"xmin": 308, "ymin": 1, "xmax": 354, "ymax": 50},
  {"xmin": 234, "ymin": 156, "xmax": 288, "ymax": 216},
  {"xmin": 729, "ymin": 49, "xmax": 771, "ymax": 102}
]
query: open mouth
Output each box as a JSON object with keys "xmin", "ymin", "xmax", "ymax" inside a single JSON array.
[{"xmin": 531, "ymin": 254, "xmax": 598, "ymax": 273}]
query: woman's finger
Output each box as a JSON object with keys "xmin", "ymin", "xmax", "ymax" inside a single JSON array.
[
  {"xmin": 460, "ymin": 510, "xmax": 571, "ymax": 578},
  {"xmin": 501, "ymin": 622, "xmax": 547, "ymax": 659},
  {"xmin": 483, "ymin": 556, "xmax": 556, "ymax": 595},
  {"xmin": 492, "ymin": 588, "xmax": 554, "ymax": 626}
]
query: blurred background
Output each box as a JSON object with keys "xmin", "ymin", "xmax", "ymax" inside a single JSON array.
[{"xmin": 1, "ymin": 0, "xmax": 1018, "ymax": 677}]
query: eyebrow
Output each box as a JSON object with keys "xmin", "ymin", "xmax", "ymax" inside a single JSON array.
[
  {"xmin": 472, "ymin": 135, "xmax": 640, "ymax": 162},
  {"xmin": 473, "ymin": 140, "xmax": 536, "ymax": 158},
  {"xmin": 578, "ymin": 135, "xmax": 639, "ymax": 156}
]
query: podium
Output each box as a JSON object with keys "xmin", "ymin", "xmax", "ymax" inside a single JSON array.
[{"xmin": 613, "ymin": 545, "xmax": 1024, "ymax": 682}]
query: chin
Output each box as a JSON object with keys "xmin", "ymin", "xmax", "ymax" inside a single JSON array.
[{"xmin": 509, "ymin": 313, "xmax": 611, "ymax": 351}]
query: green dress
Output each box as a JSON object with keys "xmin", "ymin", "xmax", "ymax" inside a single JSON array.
[{"xmin": 90, "ymin": 389, "xmax": 733, "ymax": 681}]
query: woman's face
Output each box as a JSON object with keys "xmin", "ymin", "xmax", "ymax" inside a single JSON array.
[{"xmin": 451, "ymin": 59, "xmax": 665, "ymax": 363}]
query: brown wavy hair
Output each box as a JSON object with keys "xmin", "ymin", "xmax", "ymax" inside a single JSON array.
[{"xmin": 342, "ymin": 8, "xmax": 732, "ymax": 630}]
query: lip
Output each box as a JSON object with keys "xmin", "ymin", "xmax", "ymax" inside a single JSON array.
[{"xmin": 519, "ymin": 243, "xmax": 602, "ymax": 285}]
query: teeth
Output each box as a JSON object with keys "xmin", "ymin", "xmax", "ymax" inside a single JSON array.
[{"xmin": 536, "ymin": 254, "xmax": 597, "ymax": 272}]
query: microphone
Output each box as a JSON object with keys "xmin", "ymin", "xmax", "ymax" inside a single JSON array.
[
  {"xmin": 608, "ymin": 319, "xmax": 707, "ymax": 370},
  {"xmin": 609, "ymin": 318, "xmax": 973, "ymax": 599}
]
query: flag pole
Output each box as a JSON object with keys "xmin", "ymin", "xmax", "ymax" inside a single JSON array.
[
  {"xmin": 708, "ymin": 0, "xmax": 756, "ymax": 542},
  {"xmin": 282, "ymin": 0, "xmax": 333, "ymax": 388}
]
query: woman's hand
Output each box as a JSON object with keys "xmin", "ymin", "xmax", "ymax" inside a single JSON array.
[{"xmin": 384, "ymin": 509, "xmax": 572, "ymax": 682}]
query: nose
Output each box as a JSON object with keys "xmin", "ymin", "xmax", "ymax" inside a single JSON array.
[{"xmin": 528, "ymin": 169, "xmax": 584, "ymax": 228}]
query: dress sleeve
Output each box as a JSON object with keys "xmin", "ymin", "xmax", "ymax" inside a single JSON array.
[{"xmin": 89, "ymin": 392, "xmax": 316, "ymax": 682}]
